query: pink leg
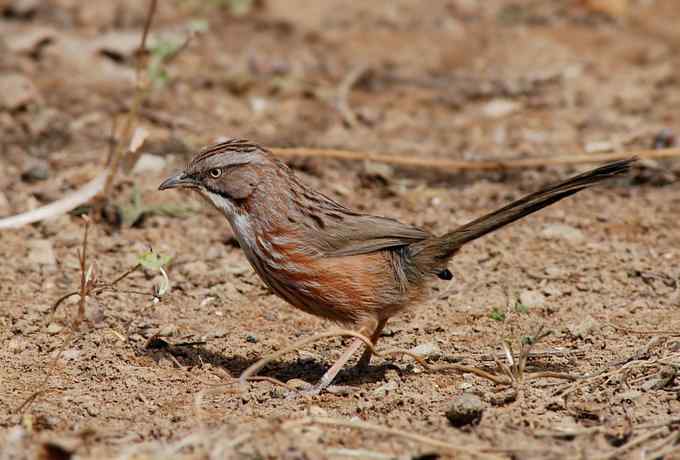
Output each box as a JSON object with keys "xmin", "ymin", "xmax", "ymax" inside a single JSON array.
[
  {"xmin": 356, "ymin": 318, "xmax": 387, "ymax": 369},
  {"xmin": 305, "ymin": 337, "xmax": 366, "ymax": 395},
  {"xmin": 303, "ymin": 319, "xmax": 379, "ymax": 395}
]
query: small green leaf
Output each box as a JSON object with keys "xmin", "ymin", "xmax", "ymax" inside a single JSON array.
[
  {"xmin": 514, "ymin": 300, "xmax": 529, "ymax": 315},
  {"xmin": 138, "ymin": 251, "xmax": 172, "ymax": 271},
  {"xmin": 189, "ymin": 19, "xmax": 209, "ymax": 33},
  {"xmin": 211, "ymin": 0, "xmax": 256, "ymax": 16},
  {"xmin": 489, "ymin": 307, "xmax": 506, "ymax": 322}
]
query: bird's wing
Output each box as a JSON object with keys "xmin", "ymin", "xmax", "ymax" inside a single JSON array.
[{"xmin": 319, "ymin": 214, "xmax": 431, "ymax": 257}]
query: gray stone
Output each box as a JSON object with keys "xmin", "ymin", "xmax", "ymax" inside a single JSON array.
[
  {"xmin": 158, "ymin": 324, "xmax": 178, "ymax": 337},
  {"xmin": 519, "ymin": 290, "xmax": 546, "ymax": 308},
  {"xmin": 307, "ymin": 405, "xmax": 328, "ymax": 417},
  {"xmin": 132, "ymin": 153, "xmax": 166, "ymax": 174},
  {"xmin": 482, "ymin": 99, "xmax": 520, "ymax": 118},
  {"xmin": 21, "ymin": 163, "xmax": 50, "ymax": 182},
  {"xmin": 4, "ymin": 0, "xmax": 40, "ymax": 17},
  {"xmin": 410, "ymin": 341, "xmax": 441, "ymax": 359},
  {"xmin": 373, "ymin": 381, "xmax": 398, "ymax": 398},
  {"xmin": 568, "ymin": 316, "xmax": 599, "ymax": 339},
  {"xmin": 7, "ymin": 337, "xmax": 27, "ymax": 354},
  {"xmin": 61, "ymin": 348, "xmax": 81, "ymax": 361},
  {"xmin": 12, "ymin": 319, "xmax": 38, "ymax": 335},
  {"xmin": 541, "ymin": 224, "xmax": 585, "ymax": 243},
  {"xmin": 46, "ymin": 323, "xmax": 64, "ymax": 335},
  {"xmin": 542, "ymin": 284, "xmax": 563, "ymax": 298},
  {"xmin": 446, "ymin": 393, "xmax": 485, "ymax": 427}
]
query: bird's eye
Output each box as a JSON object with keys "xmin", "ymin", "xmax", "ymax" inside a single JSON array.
[{"xmin": 209, "ymin": 168, "xmax": 222, "ymax": 178}]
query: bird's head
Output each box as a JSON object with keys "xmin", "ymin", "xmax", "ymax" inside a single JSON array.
[{"xmin": 158, "ymin": 138, "xmax": 274, "ymax": 216}]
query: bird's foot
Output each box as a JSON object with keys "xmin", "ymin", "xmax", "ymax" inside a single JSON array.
[{"xmin": 284, "ymin": 380, "xmax": 355, "ymax": 399}]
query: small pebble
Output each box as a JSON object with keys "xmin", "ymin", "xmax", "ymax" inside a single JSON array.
[
  {"xmin": 641, "ymin": 366, "xmax": 676, "ymax": 390},
  {"xmin": 269, "ymin": 387, "xmax": 287, "ymax": 399},
  {"xmin": 286, "ymin": 379, "xmax": 311, "ymax": 391},
  {"xmin": 568, "ymin": 316, "xmax": 600, "ymax": 339},
  {"xmin": 541, "ymin": 224, "xmax": 585, "ymax": 243},
  {"xmin": 410, "ymin": 341, "xmax": 441, "ymax": 360},
  {"xmin": 482, "ymin": 98, "xmax": 520, "ymax": 118},
  {"xmin": 326, "ymin": 385, "xmax": 356, "ymax": 396},
  {"xmin": 489, "ymin": 388, "xmax": 518, "ymax": 406},
  {"xmin": 568, "ymin": 316, "xmax": 599, "ymax": 339},
  {"xmin": 245, "ymin": 334, "xmax": 258, "ymax": 343},
  {"xmin": 307, "ymin": 405, "xmax": 328, "ymax": 417},
  {"xmin": 84, "ymin": 402, "xmax": 100, "ymax": 417},
  {"xmin": 585, "ymin": 140, "xmax": 614, "ymax": 153},
  {"xmin": 21, "ymin": 164, "xmax": 49, "ymax": 182},
  {"xmin": 132, "ymin": 153, "xmax": 166, "ymax": 174},
  {"xmin": 46, "ymin": 323, "xmax": 64, "ymax": 335},
  {"xmin": 12, "ymin": 319, "xmax": 39, "ymax": 335},
  {"xmin": 7, "ymin": 338, "xmax": 26, "ymax": 353},
  {"xmin": 158, "ymin": 324, "xmax": 178, "ymax": 337},
  {"xmin": 519, "ymin": 290, "xmax": 546, "ymax": 308},
  {"xmin": 545, "ymin": 266, "xmax": 565, "ymax": 278},
  {"xmin": 446, "ymin": 393, "xmax": 485, "ymax": 427},
  {"xmin": 372, "ymin": 381, "xmax": 398, "ymax": 398},
  {"xmin": 542, "ymin": 285, "xmax": 562, "ymax": 298},
  {"xmin": 249, "ymin": 96, "xmax": 268, "ymax": 114},
  {"xmin": 61, "ymin": 348, "xmax": 81, "ymax": 361},
  {"xmin": 363, "ymin": 161, "xmax": 394, "ymax": 181}
]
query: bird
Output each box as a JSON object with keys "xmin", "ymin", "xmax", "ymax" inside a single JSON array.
[{"xmin": 159, "ymin": 138, "xmax": 633, "ymax": 394}]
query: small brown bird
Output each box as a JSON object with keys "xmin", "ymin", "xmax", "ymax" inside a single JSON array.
[{"xmin": 159, "ymin": 139, "xmax": 632, "ymax": 393}]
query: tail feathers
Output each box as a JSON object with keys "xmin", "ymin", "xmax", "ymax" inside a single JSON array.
[{"xmin": 412, "ymin": 158, "xmax": 634, "ymax": 263}]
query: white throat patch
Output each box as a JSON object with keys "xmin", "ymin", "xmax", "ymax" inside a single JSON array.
[{"xmin": 200, "ymin": 189, "xmax": 258, "ymax": 251}]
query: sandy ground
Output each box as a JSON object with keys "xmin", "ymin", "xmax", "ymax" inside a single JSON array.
[{"xmin": 1, "ymin": 1, "xmax": 679, "ymax": 459}]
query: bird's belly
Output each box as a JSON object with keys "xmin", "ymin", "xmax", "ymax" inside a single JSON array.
[
  {"xmin": 229, "ymin": 222, "xmax": 424, "ymax": 323},
  {"xmin": 258, "ymin": 250, "xmax": 421, "ymax": 324}
]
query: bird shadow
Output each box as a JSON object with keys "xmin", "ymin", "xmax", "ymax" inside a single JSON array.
[
  {"xmin": 139, "ymin": 337, "xmax": 580, "ymax": 391},
  {"xmin": 139, "ymin": 340, "xmax": 397, "ymax": 387}
]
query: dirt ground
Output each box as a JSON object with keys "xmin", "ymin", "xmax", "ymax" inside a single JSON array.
[{"xmin": 1, "ymin": 1, "xmax": 680, "ymax": 459}]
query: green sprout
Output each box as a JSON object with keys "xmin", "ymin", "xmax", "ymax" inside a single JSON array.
[
  {"xmin": 490, "ymin": 307, "xmax": 506, "ymax": 322},
  {"xmin": 514, "ymin": 299, "xmax": 529, "ymax": 315},
  {"xmin": 138, "ymin": 249, "xmax": 172, "ymax": 299}
]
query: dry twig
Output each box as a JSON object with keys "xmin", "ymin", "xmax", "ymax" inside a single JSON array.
[
  {"xmin": 272, "ymin": 146, "xmax": 679, "ymax": 171},
  {"xmin": 282, "ymin": 416, "xmax": 502, "ymax": 459},
  {"xmin": 2, "ymin": 133, "xmax": 673, "ymax": 230},
  {"xmin": 50, "ymin": 262, "xmax": 142, "ymax": 320},
  {"xmin": 101, "ymin": 0, "xmax": 156, "ymax": 190},
  {"xmin": 237, "ymin": 329, "xmax": 507, "ymax": 387},
  {"xmin": 607, "ymin": 322, "xmax": 680, "ymax": 336},
  {"xmin": 593, "ymin": 427, "xmax": 669, "ymax": 460},
  {"xmin": 237, "ymin": 327, "xmax": 578, "ymax": 391},
  {"xmin": 0, "ymin": 172, "xmax": 107, "ymax": 229},
  {"xmin": 16, "ymin": 217, "xmax": 94, "ymax": 413},
  {"xmin": 466, "ymin": 348, "xmax": 586, "ymax": 362},
  {"xmin": 336, "ymin": 64, "xmax": 368, "ymax": 127}
]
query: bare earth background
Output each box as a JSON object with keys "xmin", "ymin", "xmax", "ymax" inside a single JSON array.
[{"xmin": 1, "ymin": 1, "xmax": 679, "ymax": 459}]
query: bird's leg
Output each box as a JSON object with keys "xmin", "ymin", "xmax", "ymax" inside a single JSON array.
[
  {"xmin": 302, "ymin": 338, "xmax": 365, "ymax": 395},
  {"xmin": 355, "ymin": 318, "xmax": 387, "ymax": 369},
  {"xmin": 303, "ymin": 319, "xmax": 378, "ymax": 395}
]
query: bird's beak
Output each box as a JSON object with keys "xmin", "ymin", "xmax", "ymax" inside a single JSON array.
[{"xmin": 158, "ymin": 172, "xmax": 196, "ymax": 191}]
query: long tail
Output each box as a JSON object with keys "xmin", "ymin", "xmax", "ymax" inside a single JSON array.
[{"xmin": 411, "ymin": 158, "xmax": 634, "ymax": 264}]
